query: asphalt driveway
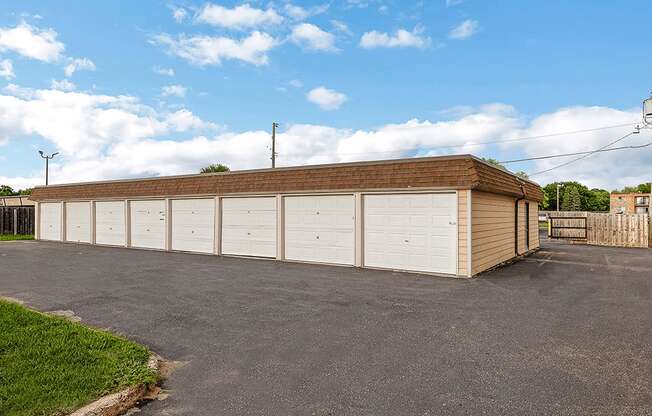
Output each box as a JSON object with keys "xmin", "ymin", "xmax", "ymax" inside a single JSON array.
[{"xmin": 1, "ymin": 238, "xmax": 650, "ymax": 415}]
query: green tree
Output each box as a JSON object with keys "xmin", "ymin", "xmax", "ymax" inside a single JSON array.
[
  {"xmin": 0, "ymin": 185, "xmax": 15, "ymax": 196},
  {"xmin": 481, "ymin": 158, "xmax": 506, "ymax": 170},
  {"xmin": 637, "ymin": 183, "xmax": 652, "ymax": 193},
  {"xmin": 561, "ymin": 185, "xmax": 582, "ymax": 211},
  {"xmin": 200, "ymin": 164, "xmax": 230, "ymax": 174},
  {"xmin": 586, "ymin": 188, "xmax": 610, "ymax": 212},
  {"xmin": 612, "ymin": 183, "xmax": 651, "ymax": 193}
]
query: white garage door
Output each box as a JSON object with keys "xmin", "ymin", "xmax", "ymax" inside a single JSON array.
[
  {"xmin": 130, "ymin": 200, "xmax": 166, "ymax": 250},
  {"xmin": 95, "ymin": 201, "xmax": 125, "ymax": 246},
  {"xmin": 40, "ymin": 202, "xmax": 61, "ymax": 241},
  {"xmin": 65, "ymin": 202, "xmax": 91, "ymax": 243},
  {"xmin": 171, "ymin": 199, "xmax": 215, "ymax": 254},
  {"xmin": 221, "ymin": 197, "xmax": 276, "ymax": 258},
  {"xmin": 284, "ymin": 195, "xmax": 354, "ymax": 265},
  {"xmin": 364, "ymin": 193, "xmax": 457, "ymax": 275}
]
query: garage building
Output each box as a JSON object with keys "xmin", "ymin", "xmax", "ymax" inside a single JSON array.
[{"xmin": 29, "ymin": 155, "xmax": 543, "ymax": 277}]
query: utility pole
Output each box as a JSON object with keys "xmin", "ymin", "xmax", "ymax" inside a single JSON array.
[
  {"xmin": 271, "ymin": 122, "xmax": 279, "ymax": 168},
  {"xmin": 39, "ymin": 151, "xmax": 59, "ymax": 186}
]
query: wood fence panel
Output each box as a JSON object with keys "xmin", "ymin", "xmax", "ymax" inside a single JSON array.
[
  {"xmin": 0, "ymin": 206, "xmax": 34, "ymax": 235},
  {"xmin": 586, "ymin": 213, "xmax": 649, "ymax": 248}
]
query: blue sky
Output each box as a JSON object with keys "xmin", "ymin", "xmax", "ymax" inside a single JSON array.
[{"xmin": 0, "ymin": 0, "xmax": 651, "ymax": 190}]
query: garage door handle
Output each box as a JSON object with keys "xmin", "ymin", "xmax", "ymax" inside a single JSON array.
[
  {"xmin": 404, "ymin": 239, "xmax": 409, "ymax": 243},
  {"xmin": 316, "ymin": 236, "xmax": 320, "ymax": 239},
  {"xmin": 449, "ymin": 221, "xmax": 457, "ymax": 225}
]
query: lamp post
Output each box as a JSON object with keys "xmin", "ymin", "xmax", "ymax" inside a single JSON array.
[{"xmin": 38, "ymin": 151, "xmax": 58, "ymax": 186}]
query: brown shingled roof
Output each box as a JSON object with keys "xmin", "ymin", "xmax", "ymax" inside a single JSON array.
[{"xmin": 30, "ymin": 155, "xmax": 543, "ymax": 202}]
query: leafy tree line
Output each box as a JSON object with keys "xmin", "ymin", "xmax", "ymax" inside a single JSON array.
[
  {"xmin": 0, "ymin": 185, "xmax": 32, "ymax": 196},
  {"xmin": 539, "ymin": 182, "xmax": 650, "ymax": 212}
]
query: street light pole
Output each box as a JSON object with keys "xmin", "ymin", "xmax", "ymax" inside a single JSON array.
[{"xmin": 38, "ymin": 151, "xmax": 59, "ymax": 186}]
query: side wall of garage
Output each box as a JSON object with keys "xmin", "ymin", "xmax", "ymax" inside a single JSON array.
[
  {"xmin": 471, "ymin": 191, "xmax": 540, "ymax": 275},
  {"xmin": 457, "ymin": 190, "xmax": 470, "ymax": 277}
]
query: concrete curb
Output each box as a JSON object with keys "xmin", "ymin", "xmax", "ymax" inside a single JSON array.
[{"xmin": 69, "ymin": 355, "xmax": 161, "ymax": 416}]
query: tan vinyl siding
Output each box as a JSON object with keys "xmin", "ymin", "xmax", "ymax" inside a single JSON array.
[
  {"xmin": 457, "ymin": 190, "xmax": 469, "ymax": 277},
  {"xmin": 517, "ymin": 200, "xmax": 527, "ymax": 254},
  {"xmin": 472, "ymin": 191, "xmax": 515, "ymax": 275},
  {"xmin": 529, "ymin": 202, "xmax": 540, "ymax": 250},
  {"xmin": 472, "ymin": 191, "xmax": 540, "ymax": 275}
]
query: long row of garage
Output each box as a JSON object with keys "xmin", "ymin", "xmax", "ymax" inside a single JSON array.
[{"xmin": 38, "ymin": 192, "xmax": 459, "ymax": 275}]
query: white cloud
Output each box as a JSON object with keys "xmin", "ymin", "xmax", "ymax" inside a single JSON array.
[
  {"xmin": 360, "ymin": 27, "xmax": 429, "ymax": 49},
  {"xmin": 152, "ymin": 31, "xmax": 277, "ymax": 66},
  {"xmin": 290, "ymin": 23, "xmax": 337, "ymax": 52},
  {"xmin": 307, "ymin": 86, "xmax": 347, "ymax": 110},
  {"xmin": 0, "ymin": 59, "xmax": 14, "ymax": 80},
  {"xmin": 153, "ymin": 66, "xmax": 175, "ymax": 76},
  {"xmin": 50, "ymin": 79, "xmax": 76, "ymax": 91},
  {"xmin": 0, "ymin": 86, "xmax": 217, "ymax": 165},
  {"xmin": 161, "ymin": 84, "xmax": 186, "ymax": 97},
  {"xmin": 64, "ymin": 57, "xmax": 95, "ymax": 77},
  {"xmin": 172, "ymin": 7, "xmax": 188, "ymax": 23},
  {"xmin": 0, "ymin": 22, "xmax": 64, "ymax": 62},
  {"xmin": 196, "ymin": 3, "xmax": 283, "ymax": 30},
  {"xmin": 512, "ymin": 106, "xmax": 645, "ymax": 188},
  {"xmin": 284, "ymin": 3, "xmax": 329, "ymax": 21},
  {"xmin": 449, "ymin": 19, "xmax": 479, "ymax": 40},
  {"xmin": 331, "ymin": 20, "xmax": 352, "ymax": 36}
]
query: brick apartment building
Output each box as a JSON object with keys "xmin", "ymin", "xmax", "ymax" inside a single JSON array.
[{"xmin": 610, "ymin": 192, "xmax": 650, "ymax": 214}]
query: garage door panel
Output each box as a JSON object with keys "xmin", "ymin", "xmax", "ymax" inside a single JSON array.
[
  {"xmin": 40, "ymin": 203, "xmax": 62, "ymax": 241},
  {"xmin": 284, "ymin": 195, "xmax": 354, "ymax": 265},
  {"xmin": 95, "ymin": 201, "xmax": 125, "ymax": 246},
  {"xmin": 171, "ymin": 199, "xmax": 214, "ymax": 254},
  {"xmin": 66, "ymin": 202, "xmax": 91, "ymax": 243},
  {"xmin": 130, "ymin": 200, "xmax": 166, "ymax": 250},
  {"xmin": 221, "ymin": 197, "xmax": 276, "ymax": 258},
  {"xmin": 364, "ymin": 193, "xmax": 457, "ymax": 274}
]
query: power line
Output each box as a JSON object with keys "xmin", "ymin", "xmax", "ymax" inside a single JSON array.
[
  {"xmin": 528, "ymin": 130, "xmax": 640, "ymax": 177},
  {"xmin": 499, "ymin": 140, "xmax": 652, "ymax": 164},
  {"xmin": 334, "ymin": 122, "xmax": 637, "ymax": 156}
]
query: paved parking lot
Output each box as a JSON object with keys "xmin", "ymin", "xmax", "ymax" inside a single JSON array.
[{"xmin": 1, "ymin": 238, "xmax": 650, "ymax": 415}]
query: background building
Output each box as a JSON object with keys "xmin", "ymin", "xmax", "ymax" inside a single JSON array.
[{"xmin": 610, "ymin": 192, "xmax": 650, "ymax": 214}]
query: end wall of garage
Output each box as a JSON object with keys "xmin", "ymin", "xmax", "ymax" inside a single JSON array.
[{"xmin": 471, "ymin": 191, "xmax": 539, "ymax": 276}]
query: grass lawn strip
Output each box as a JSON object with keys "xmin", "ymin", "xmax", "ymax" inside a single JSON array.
[
  {"xmin": 0, "ymin": 300, "xmax": 156, "ymax": 416},
  {"xmin": 0, "ymin": 235, "xmax": 34, "ymax": 241}
]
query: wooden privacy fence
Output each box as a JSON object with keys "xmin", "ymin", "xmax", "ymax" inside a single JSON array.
[
  {"xmin": 548, "ymin": 211, "xmax": 650, "ymax": 248},
  {"xmin": 0, "ymin": 206, "xmax": 35, "ymax": 235},
  {"xmin": 586, "ymin": 213, "xmax": 649, "ymax": 248}
]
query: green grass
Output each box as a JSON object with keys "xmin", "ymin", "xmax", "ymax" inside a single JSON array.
[
  {"xmin": 0, "ymin": 300, "xmax": 156, "ymax": 416},
  {"xmin": 0, "ymin": 234, "xmax": 34, "ymax": 241}
]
